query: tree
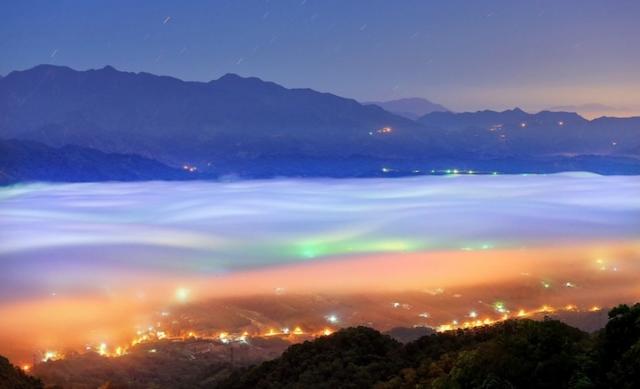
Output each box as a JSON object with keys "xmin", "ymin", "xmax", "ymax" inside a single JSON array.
[{"xmin": 0, "ymin": 356, "xmax": 43, "ymax": 389}]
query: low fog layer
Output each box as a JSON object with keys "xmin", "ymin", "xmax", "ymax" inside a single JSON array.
[
  {"xmin": 1, "ymin": 174, "xmax": 639, "ymax": 362},
  {"xmin": 1, "ymin": 174, "xmax": 639, "ymax": 299}
]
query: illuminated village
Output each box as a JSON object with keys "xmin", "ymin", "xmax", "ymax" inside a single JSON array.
[
  {"xmin": 24, "ymin": 299, "xmax": 605, "ymax": 373},
  {"xmin": 14, "ymin": 244, "xmax": 627, "ymax": 374}
]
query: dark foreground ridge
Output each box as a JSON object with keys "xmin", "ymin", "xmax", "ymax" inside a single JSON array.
[
  {"xmin": 220, "ymin": 304, "xmax": 640, "ymax": 388},
  {"xmin": 0, "ymin": 356, "xmax": 42, "ymax": 389},
  {"xmin": 2, "ymin": 138, "xmax": 640, "ymax": 185},
  {"xmin": 6, "ymin": 303, "xmax": 639, "ymax": 388}
]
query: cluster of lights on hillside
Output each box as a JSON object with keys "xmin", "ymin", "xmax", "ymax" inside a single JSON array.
[
  {"xmin": 485, "ymin": 120, "xmax": 569, "ymax": 132},
  {"xmin": 369, "ymin": 126, "xmax": 394, "ymax": 136},
  {"xmin": 434, "ymin": 303, "xmax": 602, "ymax": 332},
  {"xmin": 28, "ymin": 299, "xmax": 606, "ymax": 372},
  {"xmin": 182, "ymin": 164, "xmax": 198, "ymax": 173},
  {"xmin": 23, "ymin": 255, "xmax": 620, "ymax": 371},
  {"xmin": 32, "ymin": 320, "xmax": 337, "ymax": 368}
]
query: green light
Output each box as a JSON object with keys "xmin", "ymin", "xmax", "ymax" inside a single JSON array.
[
  {"xmin": 493, "ymin": 301, "xmax": 507, "ymax": 313},
  {"xmin": 294, "ymin": 239, "xmax": 424, "ymax": 260},
  {"xmin": 301, "ymin": 247, "xmax": 318, "ymax": 258}
]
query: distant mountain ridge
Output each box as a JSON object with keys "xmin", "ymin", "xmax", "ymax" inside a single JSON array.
[
  {"xmin": 365, "ymin": 97, "xmax": 449, "ymax": 120},
  {"xmin": 0, "ymin": 64, "xmax": 639, "ymax": 180},
  {"xmin": 547, "ymin": 103, "xmax": 633, "ymax": 119},
  {"xmin": 418, "ymin": 108, "xmax": 640, "ymax": 158},
  {"xmin": 0, "ymin": 64, "xmax": 440, "ymax": 166},
  {"xmin": 549, "ymin": 103, "xmax": 619, "ymax": 112}
]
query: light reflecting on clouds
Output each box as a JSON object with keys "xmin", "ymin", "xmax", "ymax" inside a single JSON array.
[
  {"xmin": 1, "ymin": 174, "xmax": 639, "ymax": 299},
  {"xmin": 1, "ymin": 174, "xmax": 640, "ymax": 363}
]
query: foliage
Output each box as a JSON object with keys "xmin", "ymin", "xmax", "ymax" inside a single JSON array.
[
  {"xmin": 216, "ymin": 304, "xmax": 640, "ymax": 388},
  {"xmin": 221, "ymin": 326, "xmax": 403, "ymax": 389},
  {"xmin": 592, "ymin": 303, "xmax": 640, "ymax": 388},
  {"xmin": 5, "ymin": 304, "xmax": 640, "ymax": 388},
  {"xmin": 0, "ymin": 356, "xmax": 43, "ymax": 389}
]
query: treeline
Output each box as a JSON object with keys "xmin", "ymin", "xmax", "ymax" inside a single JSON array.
[
  {"xmin": 2, "ymin": 303, "xmax": 639, "ymax": 388},
  {"xmin": 218, "ymin": 303, "xmax": 640, "ymax": 388},
  {"xmin": 0, "ymin": 356, "xmax": 42, "ymax": 389}
]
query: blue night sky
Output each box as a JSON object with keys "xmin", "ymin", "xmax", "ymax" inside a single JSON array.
[{"xmin": 2, "ymin": 0, "xmax": 639, "ymax": 113}]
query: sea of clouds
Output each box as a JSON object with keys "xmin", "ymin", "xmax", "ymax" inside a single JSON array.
[{"xmin": 1, "ymin": 174, "xmax": 639, "ymax": 298}]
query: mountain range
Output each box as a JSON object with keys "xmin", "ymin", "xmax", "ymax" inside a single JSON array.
[
  {"xmin": 0, "ymin": 64, "xmax": 639, "ymax": 181},
  {"xmin": 418, "ymin": 108, "xmax": 640, "ymax": 158}
]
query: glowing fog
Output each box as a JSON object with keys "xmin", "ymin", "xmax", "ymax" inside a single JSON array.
[
  {"xmin": 1, "ymin": 174, "xmax": 639, "ymax": 362},
  {"xmin": 2, "ymin": 174, "xmax": 638, "ymax": 290}
]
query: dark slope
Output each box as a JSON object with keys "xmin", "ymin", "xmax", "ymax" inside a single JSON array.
[
  {"xmin": 0, "ymin": 139, "xmax": 196, "ymax": 185},
  {"xmin": 219, "ymin": 321, "xmax": 589, "ymax": 389},
  {"xmin": 220, "ymin": 327, "xmax": 404, "ymax": 389},
  {"xmin": 0, "ymin": 356, "xmax": 42, "ymax": 389},
  {"xmin": 218, "ymin": 304, "xmax": 640, "ymax": 389}
]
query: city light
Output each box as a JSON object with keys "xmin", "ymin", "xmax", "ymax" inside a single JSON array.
[
  {"xmin": 175, "ymin": 288, "xmax": 190, "ymax": 302},
  {"xmin": 325, "ymin": 314, "xmax": 339, "ymax": 324},
  {"xmin": 42, "ymin": 351, "xmax": 58, "ymax": 362}
]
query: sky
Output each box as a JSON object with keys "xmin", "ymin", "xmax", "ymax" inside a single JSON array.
[{"xmin": 2, "ymin": 0, "xmax": 640, "ymax": 114}]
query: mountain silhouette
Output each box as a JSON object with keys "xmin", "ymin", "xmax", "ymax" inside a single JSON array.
[
  {"xmin": 0, "ymin": 64, "xmax": 443, "ymax": 167},
  {"xmin": 419, "ymin": 108, "xmax": 640, "ymax": 157},
  {"xmin": 365, "ymin": 97, "xmax": 448, "ymax": 119},
  {"xmin": 1, "ymin": 65, "xmax": 639, "ymax": 179},
  {"xmin": 0, "ymin": 139, "xmax": 194, "ymax": 184}
]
